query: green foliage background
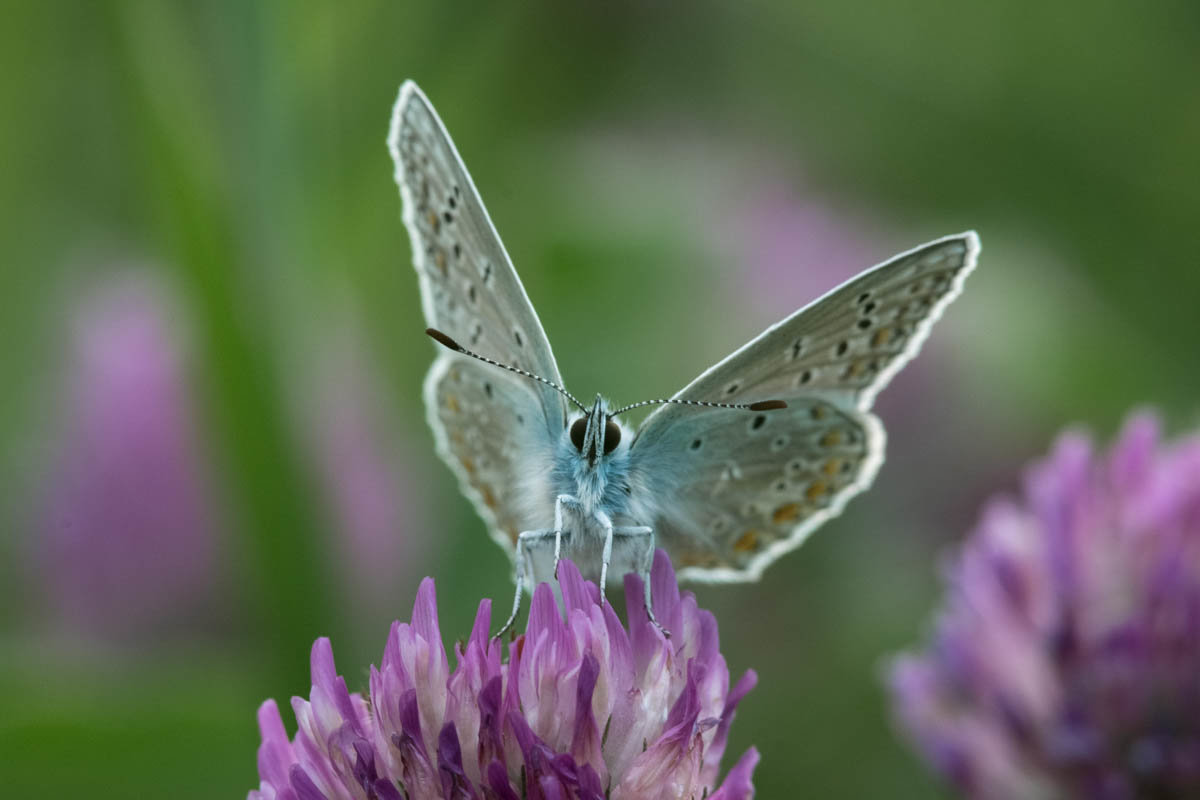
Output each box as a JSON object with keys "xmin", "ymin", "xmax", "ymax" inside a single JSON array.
[{"xmin": 1, "ymin": 2, "xmax": 1197, "ymax": 796}]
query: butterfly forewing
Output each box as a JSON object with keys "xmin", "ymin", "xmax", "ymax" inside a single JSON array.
[
  {"xmin": 389, "ymin": 81, "xmax": 568, "ymax": 435},
  {"xmin": 639, "ymin": 233, "xmax": 979, "ymax": 421}
]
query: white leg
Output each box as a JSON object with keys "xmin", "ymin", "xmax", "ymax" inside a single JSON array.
[
  {"xmin": 495, "ymin": 527, "xmax": 558, "ymax": 639},
  {"xmin": 597, "ymin": 512, "xmax": 614, "ymax": 605},
  {"xmin": 612, "ymin": 526, "xmax": 669, "ymax": 637},
  {"xmin": 552, "ymin": 494, "xmax": 577, "ymax": 578}
]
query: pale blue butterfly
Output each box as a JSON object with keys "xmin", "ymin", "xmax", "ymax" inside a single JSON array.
[{"xmin": 388, "ymin": 81, "xmax": 979, "ymax": 635}]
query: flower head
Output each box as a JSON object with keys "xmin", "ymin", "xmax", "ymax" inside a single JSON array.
[
  {"xmin": 250, "ymin": 551, "xmax": 758, "ymax": 800},
  {"xmin": 889, "ymin": 413, "xmax": 1200, "ymax": 798}
]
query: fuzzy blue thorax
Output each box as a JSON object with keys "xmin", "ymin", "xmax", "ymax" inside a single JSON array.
[{"xmin": 553, "ymin": 395, "xmax": 635, "ymax": 518}]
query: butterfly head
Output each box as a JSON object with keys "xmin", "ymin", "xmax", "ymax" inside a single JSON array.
[{"xmin": 570, "ymin": 394, "xmax": 622, "ymax": 470}]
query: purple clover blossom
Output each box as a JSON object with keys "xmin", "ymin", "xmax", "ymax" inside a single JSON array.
[
  {"xmin": 250, "ymin": 551, "xmax": 759, "ymax": 800},
  {"xmin": 36, "ymin": 274, "xmax": 221, "ymax": 638},
  {"xmin": 889, "ymin": 413, "xmax": 1200, "ymax": 799}
]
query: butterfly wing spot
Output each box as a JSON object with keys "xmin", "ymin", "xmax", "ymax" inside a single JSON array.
[
  {"xmin": 467, "ymin": 283, "xmax": 477, "ymax": 304},
  {"xmin": 856, "ymin": 318, "xmax": 873, "ymax": 330},
  {"xmin": 470, "ymin": 321, "xmax": 483, "ymax": 345},
  {"xmin": 789, "ymin": 338, "xmax": 805, "ymax": 360},
  {"xmin": 445, "ymin": 394, "xmax": 460, "ymax": 413},
  {"xmin": 770, "ymin": 434, "xmax": 790, "ymax": 453},
  {"xmin": 481, "ymin": 262, "xmax": 493, "ymax": 285},
  {"xmin": 835, "ymin": 341, "xmax": 849, "ymax": 356},
  {"xmin": 822, "ymin": 458, "xmax": 844, "ymax": 477},
  {"xmin": 483, "ymin": 382, "xmax": 493, "ymax": 399},
  {"xmin": 426, "ymin": 210, "xmax": 441, "ymax": 234},
  {"xmin": 434, "ymin": 248, "xmax": 448, "ymax": 275},
  {"xmin": 481, "ymin": 485, "xmax": 498, "ymax": 509},
  {"xmin": 772, "ymin": 503, "xmax": 801, "ymax": 524},
  {"xmin": 690, "ymin": 438, "xmax": 703, "ymax": 451},
  {"xmin": 733, "ymin": 530, "xmax": 759, "ymax": 553},
  {"xmin": 841, "ymin": 360, "xmax": 868, "ymax": 380},
  {"xmin": 860, "ymin": 300, "xmax": 877, "ymax": 315},
  {"xmin": 460, "ymin": 456, "xmax": 476, "ymax": 476},
  {"xmin": 805, "ymin": 480, "xmax": 829, "ymax": 501},
  {"xmin": 724, "ymin": 381, "xmax": 741, "ymax": 395},
  {"xmin": 513, "ymin": 328, "xmax": 524, "ymax": 348},
  {"xmin": 797, "ymin": 369, "xmax": 814, "ymax": 386},
  {"xmin": 749, "ymin": 414, "xmax": 767, "ymax": 432},
  {"xmin": 819, "ymin": 429, "xmax": 844, "ymax": 448},
  {"xmin": 856, "ymin": 291, "xmax": 871, "ymax": 304},
  {"xmin": 871, "ymin": 327, "xmax": 893, "ymax": 348}
]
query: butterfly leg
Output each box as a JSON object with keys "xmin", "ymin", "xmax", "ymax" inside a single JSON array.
[
  {"xmin": 611, "ymin": 526, "xmax": 669, "ymax": 637},
  {"xmin": 552, "ymin": 494, "xmax": 582, "ymax": 578},
  {"xmin": 495, "ymin": 527, "xmax": 559, "ymax": 639},
  {"xmin": 596, "ymin": 511, "xmax": 615, "ymax": 606}
]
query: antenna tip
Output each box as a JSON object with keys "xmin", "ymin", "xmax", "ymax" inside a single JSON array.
[
  {"xmin": 426, "ymin": 327, "xmax": 464, "ymax": 352},
  {"xmin": 748, "ymin": 400, "xmax": 788, "ymax": 411}
]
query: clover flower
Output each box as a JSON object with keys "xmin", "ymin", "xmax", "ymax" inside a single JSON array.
[
  {"xmin": 249, "ymin": 551, "xmax": 758, "ymax": 799},
  {"xmin": 890, "ymin": 413, "xmax": 1200, "ymax": 798}
]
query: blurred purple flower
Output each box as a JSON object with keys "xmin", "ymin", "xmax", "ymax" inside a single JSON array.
[
  {"xmin": 37, "ymin": 274, "xmax": 221, "ymax": 638},
  {"xmin": 720, "ymin": 179, "xmax": 887, "ymax": 323},
  {"xmin": 249, "ymin": 551, "xmax": 759, "ymax": 800},
  {"xmin": 299, "ymin": 320, "xmax": 431, "ymax": 612},
  {"xmin": 889, "ymin": 412, "xmax": 1200, "ymax": 799}
]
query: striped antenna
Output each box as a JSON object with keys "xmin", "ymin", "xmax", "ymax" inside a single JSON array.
[
  {"xmin": 609, "ymin": 397, "xmax": 787, "ymax": 417},
  {"xmin": 425, "ymin": 328, "xmax": 587, "ymax": 412}
]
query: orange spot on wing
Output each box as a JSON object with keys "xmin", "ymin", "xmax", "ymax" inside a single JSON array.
[
  {"xmin": 806, "ymin": 480, "xmax": 829, "ymax": 501},
  {"xmin": 733, "ymin": 530, "xmax": 759, "ymax": 553},
  {"xmin": 819, "ymin": 430, "xmax": 844, "ymax": 448},
  {"xmin": 482, "ymin": 486, "xmax": 497, "ymax": 509},
  {"xmin": 872, "ymin": 327, "xmax": 892, "ymax": 348},
  {"xmin": 446, "ymin": 394, "xmax": 460, "ymax": 413},
  {"xmin": 772, "ymin": 503, "xmax": 801, "ymax": 523},
  {"xmin": 822, "ymin": 459, "xmax": 843, "ymax": 477}
]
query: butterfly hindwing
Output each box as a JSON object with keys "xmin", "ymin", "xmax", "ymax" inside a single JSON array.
[
  {"xmin": 389, "ymin": 81, "xmax": 568, "ymax": 437},
  {"xmin": 425, "ymin": 356, "xmax": 552, "ymax": 558},
  {"xmin": 632, "ymin": 397, "xmax": 882, "ymax": 581}
]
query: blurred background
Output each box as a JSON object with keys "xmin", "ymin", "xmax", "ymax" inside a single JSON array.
[{"xmin": 2, "ymin": 2, "xmax": 1197, "ymax": 797}]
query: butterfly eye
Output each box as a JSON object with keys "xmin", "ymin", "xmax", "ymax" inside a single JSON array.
[
  {"xmin": 603, "ymin": 419, "xmax": 621, "ymax": 454},
  {"xmin": 570, "ymin": 418, "xmax": 587, "ymax": 452}
]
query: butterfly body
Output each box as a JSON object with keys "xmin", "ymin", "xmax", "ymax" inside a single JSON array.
[{"xmin": 390, "ymin": 80, "xmax": 979, "ymax": 632}]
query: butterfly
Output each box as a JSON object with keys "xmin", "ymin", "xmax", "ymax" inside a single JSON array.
[{"xmin": 388, "ymin": 80, "xmax": 979, "ymax": 634}]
